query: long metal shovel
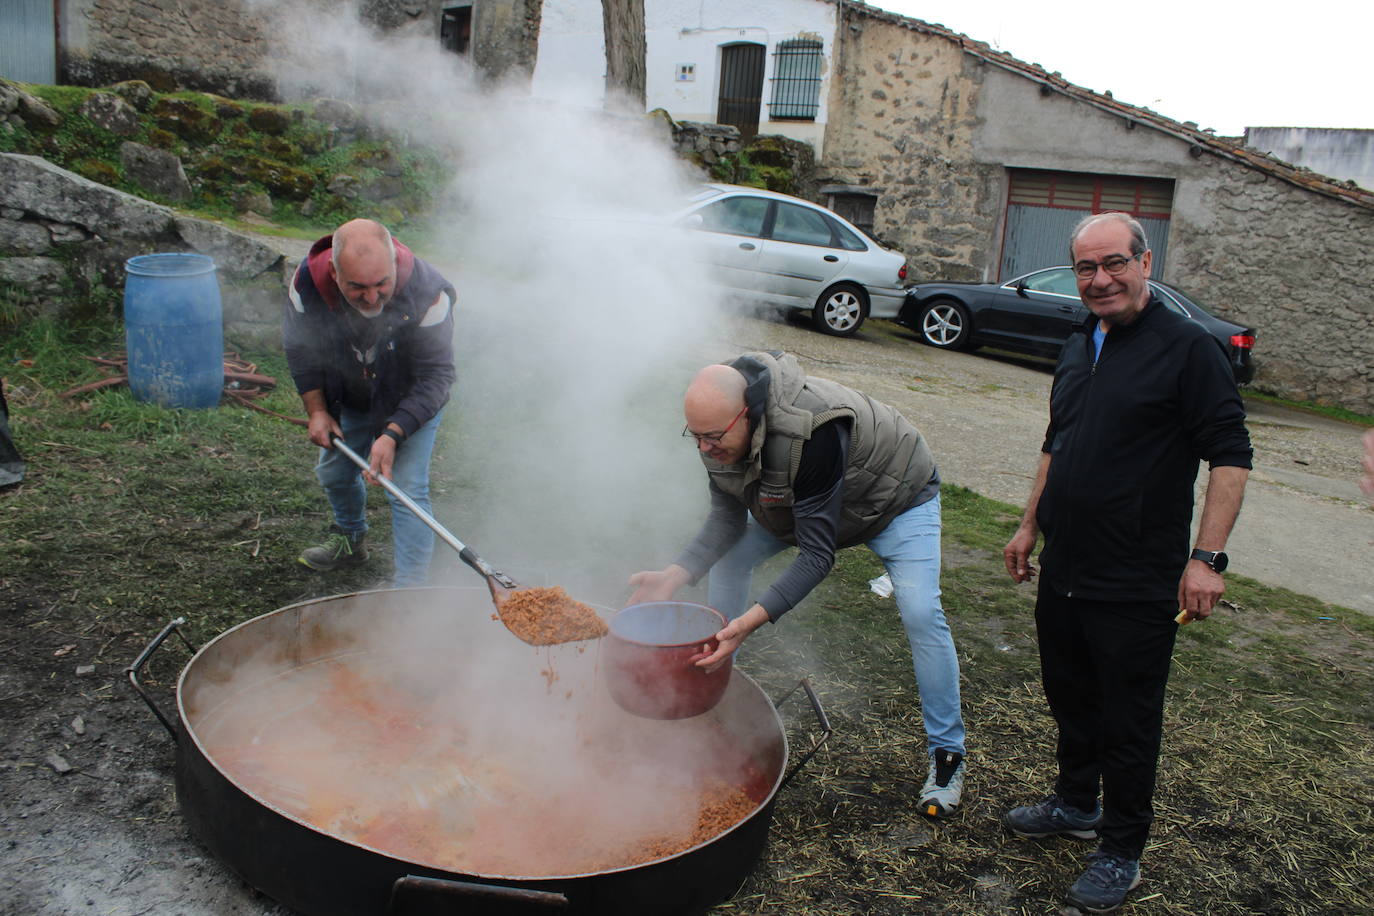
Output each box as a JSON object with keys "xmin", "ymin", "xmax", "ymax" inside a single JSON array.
[{"xmin": 329, "ymin": 436, "xmax": 528, "ymax": 635}]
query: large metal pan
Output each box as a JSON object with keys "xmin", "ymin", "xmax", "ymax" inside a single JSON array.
[{"xmin": 129, "ymin": 587, "xmax": 829, "ymax": 915}]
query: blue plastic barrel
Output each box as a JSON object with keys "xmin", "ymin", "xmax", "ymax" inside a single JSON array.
[{"xmin": 123, "ymin": 253, "xmax": 224, "ymax": 409}]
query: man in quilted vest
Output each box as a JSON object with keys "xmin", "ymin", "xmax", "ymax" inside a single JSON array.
[{"xmin": 629, "ymin": 350, "xmax": 967, "ymax": 817}]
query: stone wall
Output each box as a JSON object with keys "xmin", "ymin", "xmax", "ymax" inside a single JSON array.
[
  {"xmin": 56, "ymin": 0, "xmax": 537, "ymax": 101},
  {"xmin": 59, "ymin": 0, "xmax": 277, "ymax": 99},
  {"xmin": 668, "ymin": 119, "xmax": 743, "ymax": 167},
  {"xmin": 0, "ymin": 154, "xmax": 288, "ymax": 348},
  {"xmin": 819, "ymin": 12, "xmax": 1001, "ymax": 284},
  {"xmin": 1175, "ymin": 156, "xmax": 1374, "ymax": 409}
]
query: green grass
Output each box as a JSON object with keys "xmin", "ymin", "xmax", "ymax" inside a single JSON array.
[
  {"xmin": 1242, "ymin": 389, "xmax": 1374, "ymax": 428},
  {"xmin": 3, "ymin": 312, "xmax": 1372, "ymax": 915}
]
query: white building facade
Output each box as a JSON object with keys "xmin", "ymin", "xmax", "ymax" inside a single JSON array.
[{"xmin": 532, "ymin": 0, "xmax": 837, "ymax": 153}]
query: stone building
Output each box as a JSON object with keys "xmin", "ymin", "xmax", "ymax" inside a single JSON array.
[{"xmin": 816, "ymin": 3, "xmax": 1373, "ymax": 411}]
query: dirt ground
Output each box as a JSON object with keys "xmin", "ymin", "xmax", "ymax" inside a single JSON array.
[{"xmin": 2, "ymin": 304, "xmax": 1370, "ymax": 916}]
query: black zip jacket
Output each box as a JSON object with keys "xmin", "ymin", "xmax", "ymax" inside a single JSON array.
[{"xmin": 1036, "ymin": 298, "xmax": 1252, "ymax": 601}]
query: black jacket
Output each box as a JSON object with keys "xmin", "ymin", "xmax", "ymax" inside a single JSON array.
[{"xmin": 1036, "ymin": 298, "xmax": 1252, "ymax": 601}]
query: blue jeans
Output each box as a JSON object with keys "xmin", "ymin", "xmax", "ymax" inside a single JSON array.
[
  {"xmin": 707, "ymin": 494, "xmax": 965, "ymax": 757},
  {"xmin": 314, "ymin": 407, "xmax": 443, "ymax": 587}
]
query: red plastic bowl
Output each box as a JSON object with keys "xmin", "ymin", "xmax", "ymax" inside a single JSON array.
[{"xmin": 603, "ymin": 602, "xmax": 730, "ymax": 720}]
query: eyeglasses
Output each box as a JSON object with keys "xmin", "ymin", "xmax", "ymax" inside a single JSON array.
[
  {"xmin": 682, "ymin": 405, "xmax": 748, "ymax": 446},
  {"xmin": 1073, "ymin": 252, "xmax": 1143, "ymax": 280}
]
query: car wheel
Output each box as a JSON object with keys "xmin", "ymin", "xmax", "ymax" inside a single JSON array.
[
  {"xmin": 813, "ymin": 283, "xmax": 868, "ymax": 337},
  {"xmin": 918, "ymin": 299, "xmax": 972, "ymax": 349}
]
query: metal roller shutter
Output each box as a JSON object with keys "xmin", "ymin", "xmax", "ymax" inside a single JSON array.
[{"xmin": 999, "ymin": 168, "xmax": 1175, "ymax": 280}]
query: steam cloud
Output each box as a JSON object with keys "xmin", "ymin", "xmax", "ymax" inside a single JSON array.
[
  {"xmin": 258, "ymin": 0, "xmax": 726, "ymax": 599},
  {"xmin": 215, "ymin": 0, "xmax": 785, "ymax": 868}
]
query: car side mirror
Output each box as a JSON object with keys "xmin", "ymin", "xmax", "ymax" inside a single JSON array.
[
  {"xmin": 682, "ymin": 213, "xmax": 705, "ymax": 229},
  {"xmin": 1015, "ymin": 280, "xmax": 1029, "ymax": 298}
]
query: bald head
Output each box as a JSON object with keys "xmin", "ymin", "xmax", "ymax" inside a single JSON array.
[
  {"xmin": 684, "ymin": 364, "xmax": 751, "ymax": 462},
  {"xmin": 685, "ymin": 364, "xmax": 745, "ymax": 419},
  {"xmin": 330, "ymin": 219, "xmax": 397, "ymax": 317},
  {"xmin": 333, "ymin": 218, "xmax": 396, "ymax": 263}
]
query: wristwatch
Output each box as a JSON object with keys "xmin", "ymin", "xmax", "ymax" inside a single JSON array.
[{"xmin": 1190, "ymin": 548, "xmax": 1229, "ymax": 573}]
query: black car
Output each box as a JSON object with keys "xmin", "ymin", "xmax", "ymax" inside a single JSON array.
[{"xmin": 898, "ymin": 266, "xmax": 1256, "ymax": 384}]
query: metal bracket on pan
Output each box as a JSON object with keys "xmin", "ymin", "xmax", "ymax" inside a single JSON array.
[
  {"xmin": 775, "ymin": 676, "xmax": 834, "ymax": 789},
  {"xmin": 126, "ymin": 617, "xmax": 198, "ymax": 742}
]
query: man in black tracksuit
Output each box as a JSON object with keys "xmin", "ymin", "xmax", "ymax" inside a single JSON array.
[{"xmin": 1002, "ymin": 212, "xmax": 1252, "ymax": 913}]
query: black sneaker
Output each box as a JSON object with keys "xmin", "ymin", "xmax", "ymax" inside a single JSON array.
[
  {"xmin": 919, "ymin": 748, "xmax": 965, "ymax": 818},
  {"xmin": 1066, "ymin": 850, "xmax": 1141, "ymax": 913},
  {"xmin": 1004, "ymin": 793, "xmax": 1101, "ymax": 839},
  {"xmin": 298, "ymin": 526, "xmax": 368, "ymax": 571}
]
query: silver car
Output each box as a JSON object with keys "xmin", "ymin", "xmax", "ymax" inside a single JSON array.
[{"xmin": 677, "ymin": 184, "xmax": 909, "ymax": 337}]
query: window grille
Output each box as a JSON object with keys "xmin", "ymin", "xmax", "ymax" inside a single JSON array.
[{"xmin": 768, "ymin": 39, "xmax": 822, "ymax": 121}]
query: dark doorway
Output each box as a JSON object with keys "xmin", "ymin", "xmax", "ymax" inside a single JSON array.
[
  {"xmin": 717, "ymin": 43, "xmax": 765, "ymax": 141},
  {"xmin": 440, "ymin": 5, "xmax": 472, "ymax": 55}
]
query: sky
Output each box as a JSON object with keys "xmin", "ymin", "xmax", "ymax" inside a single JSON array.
[{"xmin": 871, "ymin": 0, "xmax": 1374, "ymax": 136}]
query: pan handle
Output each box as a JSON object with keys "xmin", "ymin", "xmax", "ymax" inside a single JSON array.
[
  {"xmin": 774, "ymin": 677, "xmax": 833, "ymax": 789},
  {"xmin": 388, "ymin": 875, "xmax": 569, "ymax": 914},
  {"xmin": 126, "ymin": 617, "xmax": 197, "ymax": 743}
]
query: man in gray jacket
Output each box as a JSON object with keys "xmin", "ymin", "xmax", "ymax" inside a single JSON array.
[
  {"xmin": 283, "ymin": 218, "xmax": 456, "ymax": 587},
  {"xmin": 629, "ymin": 350, "xmax": 967, "ymax": 817}
]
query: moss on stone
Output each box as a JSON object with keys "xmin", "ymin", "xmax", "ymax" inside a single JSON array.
[
  {"xmin": 146, "ymin": 127, "xmax": 177, "ymax": 149},
  {"xmin": 262, "ymin": 136, "xmax": 300, "ymax": 162},
  {"xmin": 246, "ymin": 107, "xmax": 292, "ymax": 136},
  {"xmin": 73, "ymin": 159, "xmax": 120, "ymax": 185},
  {"xmin": 243, "ymin": 156, "xmax": 316, "ymax": 199},
  {"xmin": 150, "ymin": 98, "xmax": 222, "ymax": 144},
  {"xmin": 205, "ymin": 94, "xmax": 244, "ymax": 119}
]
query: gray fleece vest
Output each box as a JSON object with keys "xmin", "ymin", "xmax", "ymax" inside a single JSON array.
[{"xmin": 704, "ymin": 351, "xmax": 935, "ymax": 548}]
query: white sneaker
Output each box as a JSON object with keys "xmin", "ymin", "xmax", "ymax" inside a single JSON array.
[{"xmin": 919, "ymin": 748, "xmax": 965, "ymax": 818}]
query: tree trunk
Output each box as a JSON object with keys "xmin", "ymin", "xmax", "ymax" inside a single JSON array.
[{"xmin": 602, "ymin": 0, "xmax": 646, "ymax": 111}]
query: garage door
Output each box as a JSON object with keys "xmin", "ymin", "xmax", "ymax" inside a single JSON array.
[
  {"xmin": 0, "ymin": 0, "xmax": 56, "ymax": 84},
  {"xmin": 999, "ymin": 169, "xmax": 1174, "ymax": 281}
]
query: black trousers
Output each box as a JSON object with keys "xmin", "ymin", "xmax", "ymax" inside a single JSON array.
[{"xmin": 1034, "ymin": 588, "xmax": 1179, "ymax": 860}]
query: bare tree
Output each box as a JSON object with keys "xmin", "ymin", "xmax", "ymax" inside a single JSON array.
[{"xmin": 601, "ymin": 0, "xmax": 645, "ymax": 111}]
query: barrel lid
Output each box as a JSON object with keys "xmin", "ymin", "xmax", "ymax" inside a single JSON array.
[{"xmin": 125, "ymin": 252, "xmax": 217, "ymax": 277}]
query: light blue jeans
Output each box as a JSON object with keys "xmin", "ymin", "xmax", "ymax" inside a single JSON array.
[
  {"xmin": 314, "ymin": 407, "xmax": 443, "ymax": 588},
  {"xmin": 707, "ymin": 494, "xmax": 965, "ymax": 757}
]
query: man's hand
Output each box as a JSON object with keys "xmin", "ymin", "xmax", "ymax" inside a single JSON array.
[
  {"xmin": 1004, "ymin": 526, "xmax": 1039, "ymax": 583},
  {"xmin": 366, "ymin": 433, "xmax": 397, "ymax": 483},
  {"xmin": 625, "ymin": 565, "xmax": 691, "ymax": 605},
  {"xmin": 1176, "ymin": 560, "xmax": 1224, "ymax": 623},
  {"xmin": 695, "ymin": 605, "xmax": 769, "ymax": 673},
  {"xmin": 306, "ymin": 410, "xmax": 341, "ymax": 449},
  {"xmin": 301, "ymin": 391, "xmax": 340, "ymax": 448}
]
